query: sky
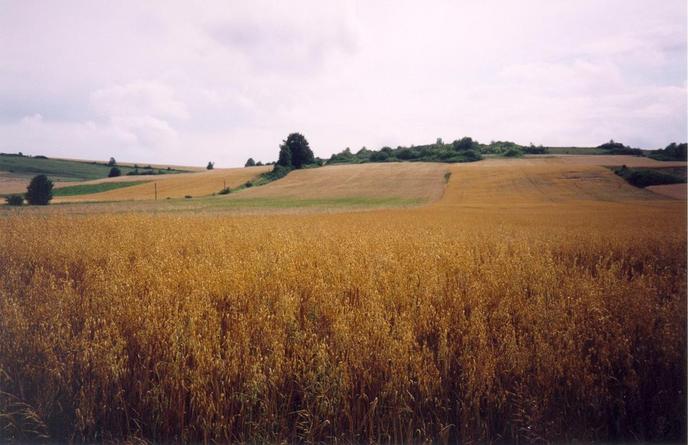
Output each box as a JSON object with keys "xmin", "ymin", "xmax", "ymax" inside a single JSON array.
[{"xmin": 0, "ymin": 1, "xmax": 686, "ymax": 167}]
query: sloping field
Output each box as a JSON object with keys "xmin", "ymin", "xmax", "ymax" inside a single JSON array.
[
  {"xmin": 59, "ymin": 157, "xmax": 205, "ymax": 172},
  {"xmin": 0, "ymin": 154, "xmax": 196, "ymax": 194},
  {"xmin": 53, "ymin": 166, "xmax": 270, "ymax": 202},
  {"xmin": 0, "ymin": 171, "xmax": 34, "ymax": 195},
  {"xmin": 439, "ymin": 156, "xmax": 684, "ymax": 208},
  {"xmin": 224, "ymin": 162, "xmax": 449, "ymax": 202},
  {"xmin": 536, "ymin": 154, "xmax": 686, "ymax": 168},
  {"xmin": 647, "ymin": 183, "xmax": 687, "ymax": 200}
]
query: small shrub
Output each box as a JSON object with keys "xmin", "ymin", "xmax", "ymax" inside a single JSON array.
[
  {"xmin": 5, "ymin": 194, "xmax": 24, "ymax": 206},
  {"xmin": 503, "ymin": 148, "xmax": 523, "ymax": 157},
  {"xmin": 185, "ymin": 195, "xmax": 192, "ymax": 199},
  {"xmin": 108, "ymin": 167, "xmax": 121, "ymax": 177},
  {"xmin": 244, "ymin": 181, "xmax": 254, "ymax": 188},
  {"xmin": 219, "ymin": 188, "xmax": 231, "ymax": 195}
]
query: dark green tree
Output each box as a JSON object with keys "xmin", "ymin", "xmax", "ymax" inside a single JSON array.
[
  {"xmin": 207, "ymin": 161, "xmax": 214, "ymax": 170},
  {"xmin": 277, "ymin": 143, "xmax": 292, "ymax": 167},
  {"xmin": 107, "ymin": 157, "xmax": 117, "ymax": 166},
  {"xmin": 452, "ymin": 137, "xmax": 476, "ymax": 151},
  {"xmin": 245, "ymin": 158, "xmax": 256, "ymax": 167},
  {"xmin": 370, "ymin": 151, "xmax": 389, "ymax": 162},
  {"xmin": 280, "ymin": 133, "xmax": 314, "ymax": 169},
  {"xmin": 665, "ymin": 142, "xmax": 687, "ymax": 160},
  {"xmin": 108, "ymin": 167, "xmax": 121, "ymax": 177},
  {"xmin": 26, "ymin": 174, "xmax": 53, "ymax": 205},
  {"xmin": 5, "ymin": 195, "xmax": 23, "ymax": 206}
]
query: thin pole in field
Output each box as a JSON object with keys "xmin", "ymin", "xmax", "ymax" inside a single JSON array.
[{"xmin": 155, "ymin": 183, "xmax": 158, "ymax": 201}]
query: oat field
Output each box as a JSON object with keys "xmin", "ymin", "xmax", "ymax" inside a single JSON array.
[{"xmin": 0, "ymin": 157, "xmax": 685, "ymax": 443}]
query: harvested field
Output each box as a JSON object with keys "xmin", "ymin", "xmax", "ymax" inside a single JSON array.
[
  {"xmin": 647, "ymin": 183, "xmax": 687, "ymax": 200},
  {"xmin": 0, "ymin": 171, "xmax": 33, "ymax": 194},
  {"xmin": 226, "ymin": 162, "xmax": 449, "ymax": 202},
  {"xmin": 52, "ymin": 166, "xmax": 270, "ymax": 202},
  {"xmin": 533, "ymin": 154, "xmax": 686, "ymax": 168},
  {"xmin": 443, "ymin": 158, "xmax": 662, "ymax": 206}
]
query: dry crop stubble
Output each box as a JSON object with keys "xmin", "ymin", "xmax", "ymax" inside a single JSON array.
[
  {"xmin": 52, "ymin": 166, "xmax": 271, "ymax": 203},
  {"xmin": 0, "ymin": 156, "xmax": 685, "ymax": 443}
]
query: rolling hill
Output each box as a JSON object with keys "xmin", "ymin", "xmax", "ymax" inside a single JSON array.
[
  {"xmin": 52, "ymin": 166, "xmax": 271, "ymax": 202},
  {"xmin": 222, "ymin": 162, "xmax": 449, "ymax": 204},
  {"xmin": 0, "ymin": 154, "xmax": 190, "ymax": 194}
]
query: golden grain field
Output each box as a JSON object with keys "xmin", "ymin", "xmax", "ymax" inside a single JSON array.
[
  {"xmin": 53, "ymin": 166, "xmax": 271, "ymax": 203},
  {"xmin": 0, "ymin": 157, "xmax": 685, "ymax": 443},
  {"xmin": 227, "ymin": 162, "xmax": 449, "ymax": 202}
]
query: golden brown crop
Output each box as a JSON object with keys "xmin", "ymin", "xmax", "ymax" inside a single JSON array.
[{"xmin": 0, "ymin": 158, "xmax": 685, "ymax": 443}]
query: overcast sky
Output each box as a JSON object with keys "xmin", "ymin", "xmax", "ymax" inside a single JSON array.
[{"xmin": 0, "ymin": 1, "xmax": 686, "ymax": 167}]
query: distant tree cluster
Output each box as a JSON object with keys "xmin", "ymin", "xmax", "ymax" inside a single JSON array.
[
  {"xmin": 327, "ymin": 138, "xmax": 486, "ymax": 165},
  {"xmin": 0, "ymin": 152, "xmax": 48, "ymax": 159},
  {"xmin": 323, "ymin": 138, "xmax": 556, "ymax": 166},
  {"xmin": 649, "ymin": 142, "xmax": 687, "ymax": 161},
  {"xmin": 596, "ymin": 140, "xmax": 643, "ymax": 156},
  {"xmin": 245, "ymin": 158, "xmax": 269, "ymax": 167}
]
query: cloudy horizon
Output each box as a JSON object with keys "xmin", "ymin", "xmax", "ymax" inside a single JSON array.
[{"xmin": 1, "ymin": 0, "xmax": 686, "ymax": 167}]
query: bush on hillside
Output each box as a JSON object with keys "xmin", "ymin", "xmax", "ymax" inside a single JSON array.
[
  {"xmin": 5, "ymin": 194, "xmax": 24, "ymax": 206},
  {"xmin": 503, "ymin": 148, "xmax": 523, "ymax": 157},
  {"xmin": 614, "ymin": 167, "xmax": 684, "ymax": 188}
]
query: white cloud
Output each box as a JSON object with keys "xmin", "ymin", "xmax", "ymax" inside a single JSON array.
[
  {"xmin": 0, "ymin": 0, "xmax": 685, "ymax": 166},
  {"xmin": 91, "ymin": 81, "xmax": 189, "ymax": 120}
]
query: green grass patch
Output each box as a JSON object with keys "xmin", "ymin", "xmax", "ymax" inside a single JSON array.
[
  {"xmin": 612, "ymin": 166, "xmax": 686, "ymax": 188},
  {"xmin": 0, "ymin": 154, "xmax": 187, "ymax": 182},
  {"xmin": 0, "ymin": 154, "xmax": 136, "ymax": 181},
  {"xmin": 53, "ymin": 181, "xmax": 146, "ymax": 197}
]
